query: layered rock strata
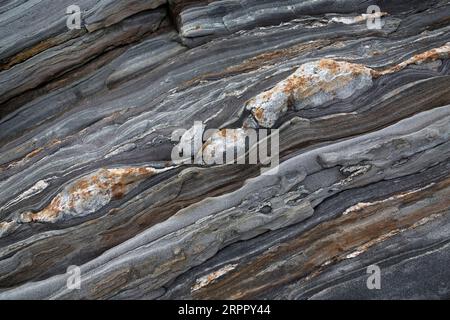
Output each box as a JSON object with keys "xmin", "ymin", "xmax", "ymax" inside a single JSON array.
[{"xmin": 0, "ymin": 0, "xmax": 449, "ymax": 299}]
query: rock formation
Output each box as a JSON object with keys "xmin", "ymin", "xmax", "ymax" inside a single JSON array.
[{"xmin": 0, "ymin": 0, "xmax": 449, "ymax": 299}]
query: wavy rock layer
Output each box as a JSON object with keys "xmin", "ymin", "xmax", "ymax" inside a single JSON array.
[{"xmin": 0, "ymin": 0, "xmax": 450, "ymax": 299}]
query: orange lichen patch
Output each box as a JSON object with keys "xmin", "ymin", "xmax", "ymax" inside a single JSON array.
[
  {"xmin": 201, "ymin": 128, "xmax": 255, "ymax": 165},
  {"xmin": 246, "ymin": 42, "xmax": 450, "ymax": 127},
  {"xmin": 413, "ymin": 48, "xmax": 442, "ymax": 61},
  {"xmin": 403, "ymin": 43, "xmax": 450, "ymax": 64},
  {"xmin": 19, "ymin": 167, "xmax": 167, "ymax": 223},
  {"xmin": 318, "ymin": 59, "xmax": 341, "ymax": 73},
  {"xmin": 201, "ymin": 129, "xmax": 243, "ymax": 154},
  {"xmin": 282, "ymin": 74, "xmax": 309, "ymax": 94},
  {"xmin": 375, "ymin": 42, "xmax": 450, "ymax": 77},
  {"xmin": 20, "ymin": 195, "xmax": 62, "ymax": 223},
  {"xmin": 246, "ymin": 58, "xmax": 373, "ymax": 127},
  {"xmin": 319, "ymin": 59, "xmax": 371, "ymax": 78},
  {"xmin": 253, "ymin": 107, "xmax": 265, "ymax": 123}
]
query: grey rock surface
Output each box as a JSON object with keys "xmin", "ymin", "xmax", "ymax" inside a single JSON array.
[{"xmin": 0, "ymin": 0, "xmax": 449, "ymax": 300}]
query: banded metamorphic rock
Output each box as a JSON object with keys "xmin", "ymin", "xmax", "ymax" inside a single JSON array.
[{"xmin": 0, "ymin": 0, "xmax": 450, "ymax": 299}]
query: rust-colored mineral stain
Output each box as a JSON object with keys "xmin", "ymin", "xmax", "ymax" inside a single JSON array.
[
  {"xmin": 282, "ymin": 75, "xmax": 308, "ymax": 94},
  {"xmin": 180, "ymin": 40, "xmax": 331, "ymax": 89},
  {"xmin": 319, "ymin": 59, "xmax": 341, "ymax": 74},
  {"xmin": 253, "ymin": 107, "xmax": 265, "ymax": 122},
  {"xmin": 218, "ymin": 129, "xmax": 227, "ymax": 138},
  {"xmin": 21, "ymin": 195, "xmax": 61, "ymax": 223},
  {"xmin": 413, "ymin": 48, "xmax": 441, "ymax": 63},
  {"xmin": 1, "ymin": 40, "xmax": 59, "ymax": 70},
  {"xmin": 70, "ymin": 178, "xmax": 90, "ymax": 192},
  {"xmin": 375, "ymin": 42, "xmax": 450, "ymax": 76},
  {"xmin": 215, "ymin": 129, "xmax": 242, "ymax": 141},
  {"xmin": 25, "ymin": 147, "xmax": 44, "ymax": 159},
  {"xmin": 111, "ymin": 185, "xmax": 126, "ymax": 200},
  {"xmin": 262, "ymin": 90, "xmax": 273, "ymax": 101},
  {"xmin": 0, "ymin": 30, "xmax": 85, "ymax": 70},
  {"xmin": 48, "ymin": 139, "xmax": 62, "ymax": 147},
  {"xmin": 19, "ymin": 167, "xmax": 159, "ymax": 223}
]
